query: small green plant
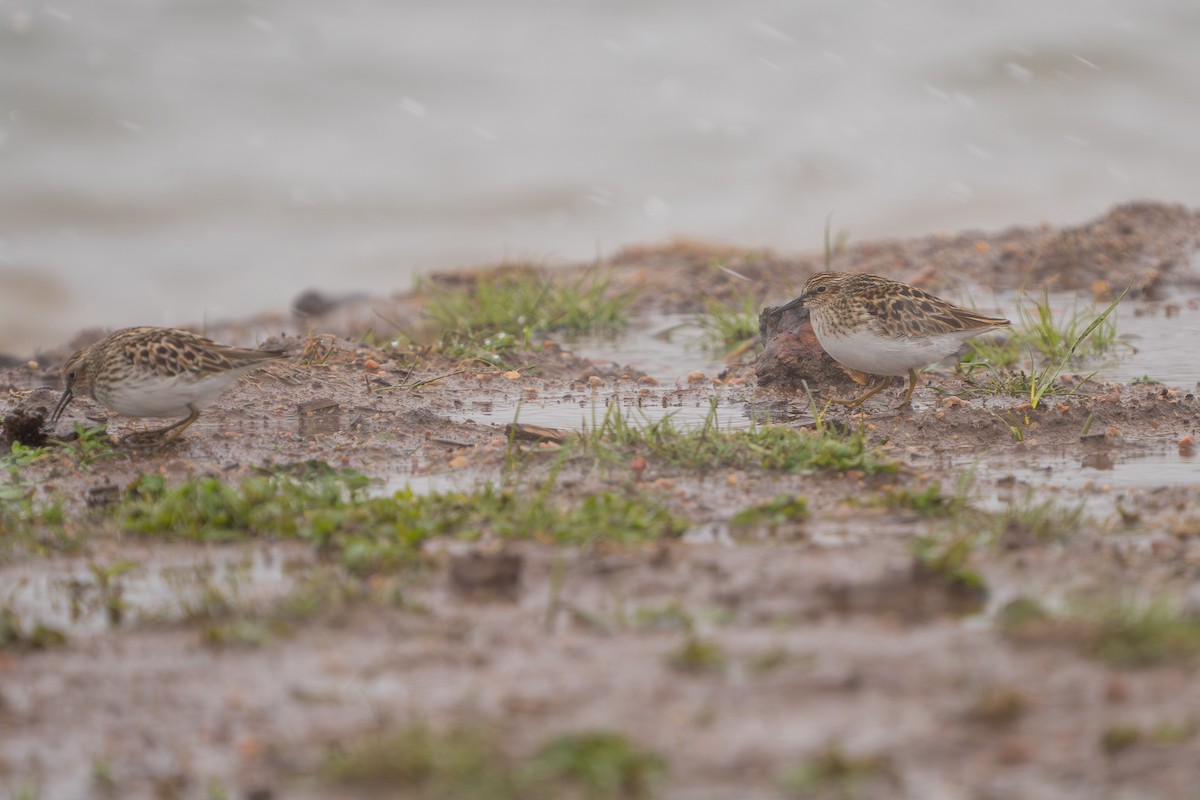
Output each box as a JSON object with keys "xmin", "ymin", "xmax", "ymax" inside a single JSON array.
[
  {"xmin": 114, "ymin": 465, "xmax": 684, "ymax": 575},
  {"xmin": 9, "ymin": 783, "xmax": 40, "ymax": 800},
  {"xmin": 996, "ymin": 596, "xmax": 1050, "ymax": 633},
  {"xmin": 1100, "ymin": 725, "xmax": 1141, "ymax": 755},
  {"xmin": 635, "ymin": 601, "xmax": 693, "ymax": 632},
  {"xmin": 1150, "ymin": 719, "xmax": 1198, "ymax": 744},
  {"xmin": 963, "ymin": 288, "xmax": 1128, "ymax": 407},
  {"xmin": 524, "ymin": 731, "xmax": 665, "ymax": 800},
  {"xmin": 966, "ymin": 686, "xmax": 1028, "ymax": 726},
  {"xmin": 991, "ymin": 491, "xmax": 1084, "ymax": 543},
  {"xmin": 730, "ymin": 494, "xmax": 808, "ymax": 527},
  {"xmin": 0, "ymin": 604, "xmax": 67, "ymax": 650},
  {"xmin": 964, "ymin": 290, "xmax": 1122, "ymax": 370},
  {"xmin": 59, "ymin": 424, "xmax": 122, "ymax": 468},
  {"xmin": 0, "ymin": 485, "xmax": 74, "ymax": 561},
  {"xmin": 878, "ymin": 483, "xmax": 959, "ymax": 517},
  {"xmin": 579, "ymin": 400, "xmax": 893, "ymax": 475},
  {"xmin": 1, "ymin": 424, "xmax": 120, "ymax": 472},
  {"xmin": 912, "ymin": 533, "xmax": 988, "ymax": 596},
  {"xmin": 699, "ymin": 289, "xmax": 761, "ymax": 357},
  {"xmin": 436, "ymin": 330, "xmax": 522, "ymax": 370},
  {"xmin": 91, "ymin": 757, "xmax": 117, "ymax": 796},
  {"xmin": 668, "ymin": 636, "xmax": 726, "ymax": 674},
  {"xmin": 89, "ymin": 560, "xmax": 138, "ymax": 626},
  {"xmin": 1, "ymin": 440, "xmax": 53, "ymax": 469},
  {"xmin": 780, "ymin": 744, "xmax": 896, "ymax": 798},
  {"xmin": 1092, "ymin": 600, "xmax": 1200, "ymax": 667},
  {"xmin": 322, "ymin": 723, "xmax": 517, "ymax": 799},
  {"xmin": 962, "ymin": 370, "xmax": 1035, "ymax": 398},
  {"xmin": 424, "ymin": 266, "xmax": 635, "ymax": 340},
  {"xmin": 1000, "ymin": 596, "xmax": 1200, "ymax": 668},
  {"xmin": 321, "ymin": 723, "xmax": 664, "ymax": 800}
]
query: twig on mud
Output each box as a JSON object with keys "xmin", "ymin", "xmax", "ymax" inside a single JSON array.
[{"xmin": 369, "ymin": 371, "xmax": 468, "ymax": 393}]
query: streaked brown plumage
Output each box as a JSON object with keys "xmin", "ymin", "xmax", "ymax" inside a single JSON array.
[{"xmin": 51, "ymin": 327, "xmax": 285, "ymax": 441}]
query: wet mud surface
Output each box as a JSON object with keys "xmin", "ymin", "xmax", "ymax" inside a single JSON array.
[{"xmin": 3, "ymin": 202, "xmax": 1200, "ymax": 798}]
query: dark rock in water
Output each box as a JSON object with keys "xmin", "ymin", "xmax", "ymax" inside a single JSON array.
[
  {"xmin": 755, "ymin": 304, "xmax": 857, "ymax": 394},
  {"xmin": 292, "ymin": 289, "xmax": 340, "ymax": 317},
  {"xmin": 292, "ymin": 289, "xmax": 369, "ymax": 317}
]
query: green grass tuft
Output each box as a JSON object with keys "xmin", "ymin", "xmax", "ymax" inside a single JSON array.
[
  {"xmin": 115, "ymin": 467, "xmax": 684, "ymax": 574},
  {"xmin": 424, "ymin": 267, "xmax": 635, "ymax": 340},
  {"xmin": 580, "ymin": 401, "xmax": 893, "ymax": 475},
  {"xmin": 320, "ymin": 723, "xmax": 664, "ymax": 800},
  {"xmin": 668, "ymin": 636, "xmax": 727, "ymax": 674},
  {"xmin": 1092, "ymin": 601, "xmax": 1200, "ymax": 667},
  {"xmin": 698, "ymin": 289, "xmax": 761, "ymax": 358},
  {"xmin": 524, "ymin": 731, "xmax": 665, "ymax": 799},
  {"xmin": 780, "ymin": 744, "xmax": 896, "ymax": 798},
  {"xmin": 730, "ymin": 494, "xmax": 808, "ymax": 527},
  {"xmin": 0, "ymin": 604, "xmax": 67, "ymax": 651},
  {"xmin": 963, "ymin": 290, "xmax": 1122, "ymax": 370},
  {"xmin": 322, "ymin": 723, "xmax": 517, "ymax": 799}
]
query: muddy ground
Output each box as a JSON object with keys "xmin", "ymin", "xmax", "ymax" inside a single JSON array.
[{"xmin": 3, "ymin": 201, "xmax": 1200, "ymax": 799}]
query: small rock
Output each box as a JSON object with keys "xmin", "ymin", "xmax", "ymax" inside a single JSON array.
[
  {"xmin": 686, "ymin": 370, "xmax": 706, "ymax": 383},
  {"xmin": 450, "ymin": 550, "xmax": 523, "ymax": 600}
]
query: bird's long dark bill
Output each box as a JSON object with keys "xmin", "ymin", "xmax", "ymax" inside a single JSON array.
[
  {"xmin": 769, "ymin": 295, "xmax": 805, "ymax": 317},
  {"xmin": 50, "ymin": 388, "xmax": 73, "ymax": 425}
]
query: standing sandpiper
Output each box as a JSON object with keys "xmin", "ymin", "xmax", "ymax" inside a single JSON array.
[
  {"xmin": 50, "ymin": 327, "xmax": 286, "ymax": 441},
  {"xmin": 771, "ymin": 272, "xmax": 1010, "ymax": 407}
]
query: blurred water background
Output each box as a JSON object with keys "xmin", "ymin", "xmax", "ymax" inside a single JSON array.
[{"xmin": 2, "ymin": 0, "xmax": 1199, "ymax": 354}]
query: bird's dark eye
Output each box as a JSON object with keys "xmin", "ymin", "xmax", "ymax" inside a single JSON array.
[
  {"xmin": 67, "ymin": 370, "xmax": 76, "ymax": 381},
  {"xmin": 815, "ymin": 285, "xmax": 828, "ymax": 294}
]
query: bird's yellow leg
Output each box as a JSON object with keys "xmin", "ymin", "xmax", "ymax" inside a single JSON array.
[
  {"xmin": 901, "ymin": 369, "xmax": 920, "ymax": 406},
  {"xmin": 829, "ymin": 376, "xmax": 890, "ymax": 408},
  {"xmin": 158, "ymin": 407, "xmax": 201, "ymax": 442}
]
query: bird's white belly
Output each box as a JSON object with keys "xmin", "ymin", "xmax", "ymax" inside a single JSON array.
[
  {"xmin": 815, "ymin": 327, "xmax": 968, "ymax": 376},
  {"xmin": 94, "ymin": 373, "xmax": 235, "ymax": 418}
]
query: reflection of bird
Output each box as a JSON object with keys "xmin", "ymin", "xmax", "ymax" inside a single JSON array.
[
  {"xmin": 771, "ymin": 272, "xmax": 1010, "ymax": 407},
  {"xmin": 51, "ymin": 327, "xmax": 285, "ymax": 441}
]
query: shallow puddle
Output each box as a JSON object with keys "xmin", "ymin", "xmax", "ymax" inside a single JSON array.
[
  {"xmin": 570, "ymin": 314, "xmax": 731, "ymax": 382},
  {"xmin": 2, "ymin": 543, "xmax": 311, "ymax": 638},
  {"xmin": 449, "ymin": 392, "xmax": 766, "ymax": 433},
  {"xmin": 961, "ymin": 444, "xmax": 1197, "ymax": 491}
]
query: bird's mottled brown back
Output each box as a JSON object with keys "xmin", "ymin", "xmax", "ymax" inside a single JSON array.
[
  {"xmin": 102, "ymin": 327, "xmax": 283, "ymax": 380},
  {"xmin": 805, "ymin": 273, "xmax": 1009, "ymax": 339}
]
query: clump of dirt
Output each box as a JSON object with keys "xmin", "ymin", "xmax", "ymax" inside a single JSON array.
[
  {"xmin": 754, "ymin": 303, "xmax": 860, "ymax": 395},
  {"xmin": 1, "ymin": 405, "xmax": 51, "ymax": 450}
]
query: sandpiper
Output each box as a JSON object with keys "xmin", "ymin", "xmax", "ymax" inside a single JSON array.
[
  {"xmin": 50, "ymin": 327, "xmax": 285, "ymax": 441},
  {"xmin": 771, "ymin": 272, "xmax": 1010, "ymax": 407}
]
